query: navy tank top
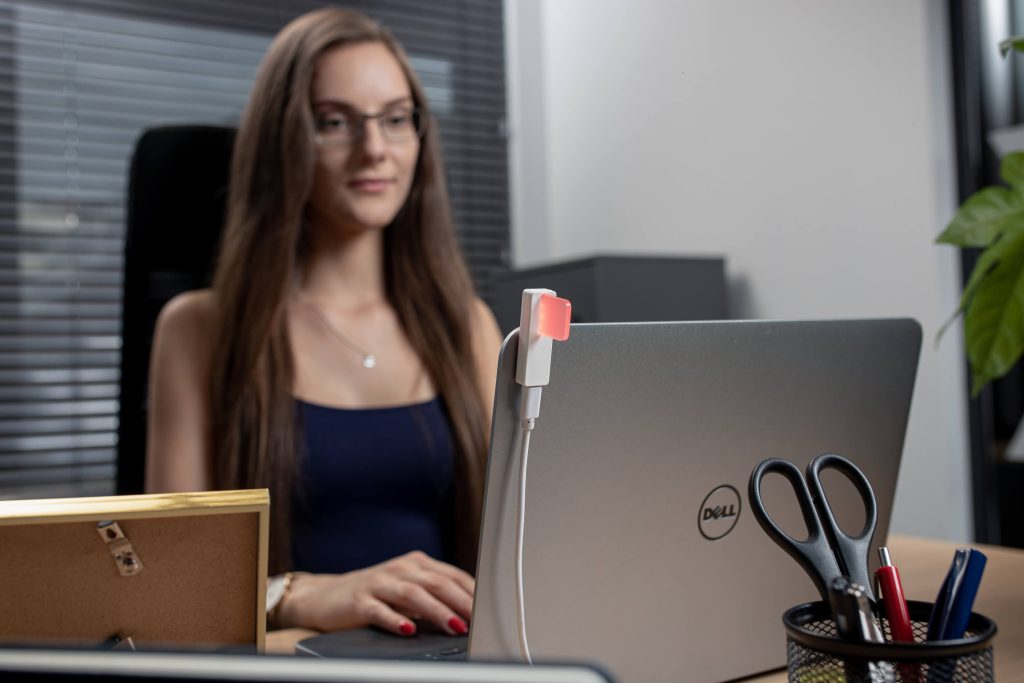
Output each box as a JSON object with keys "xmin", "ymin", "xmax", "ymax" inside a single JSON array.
[{"xmin": 291, "ymin": 397, "xmax": 456, "ymax": 574}]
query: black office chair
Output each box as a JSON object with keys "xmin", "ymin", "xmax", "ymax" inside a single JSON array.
[{"xmin": 116, "ymin": 125, "xmax": 236, "ymax": 494}]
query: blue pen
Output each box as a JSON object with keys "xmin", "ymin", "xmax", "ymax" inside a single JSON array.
[
  {"xmin": 926, "ymin": 548, "xmax": 987, "ymax": 641},
  {"xmin": 942, "ymin": 549, "xmax": 987, "ymax": 640},
  {"xmin": 926, "ymin": 549, "xmax": 967, "ymax": 641}
]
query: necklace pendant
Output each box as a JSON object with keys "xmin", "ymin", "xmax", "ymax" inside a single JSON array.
[{"xmin": 362, "ymin": 354, "xmax": 376, "ymax": 369}]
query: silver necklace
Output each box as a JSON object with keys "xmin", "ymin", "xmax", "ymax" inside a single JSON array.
[{"xmin": 299, "ymin": 299, "xmax": 377, "ymax": 369}]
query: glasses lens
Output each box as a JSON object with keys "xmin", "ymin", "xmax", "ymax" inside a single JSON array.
[
  {"xmin": 314, "ymin": 108, "xmax": 424, "ymax": 145},
  {"xmin": 315, "ymin": 112, "xmax": 355, "ymax": 144},
  {"xmin": 379, "ymin": 107, "xmax": 422, "ymax": 142}
]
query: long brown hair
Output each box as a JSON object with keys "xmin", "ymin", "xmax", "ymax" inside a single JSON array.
[{"xmin": 209, "ymin": 7, "xmax": 488, "ymax": 575}]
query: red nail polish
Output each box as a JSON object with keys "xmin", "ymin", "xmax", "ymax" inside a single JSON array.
[
  {"xmin": 448, "ymin": 616, "xmax": 468, "ymax": 635},
  {"xmin": 399, "ymin": 621, "xmax": 415, "ymax": 636}
]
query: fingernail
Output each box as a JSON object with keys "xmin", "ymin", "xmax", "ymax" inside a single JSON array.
[
  {"xmin": 399, "ymin": 621, "xmax": 415, "ymax": 636},
  {"xmin": 448, "ymin": 616, "xmax": 468, "ymax": 635}
]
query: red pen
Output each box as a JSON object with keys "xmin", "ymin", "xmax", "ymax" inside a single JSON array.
[
  {"xmin": 876, "ymin": 546, "xmax": 914, "ymax": 642},
  {"xmin": 877, "ymin": 547, "xmax": 920, "ymax": 683}
]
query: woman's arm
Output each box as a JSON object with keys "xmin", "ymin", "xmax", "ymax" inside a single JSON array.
[
  {"xmin": 146, "ymin": 291, "xmax": 484, "ymax": 636},
  {"xmin": 276, "ymin": 551, "xmax": 475, "ymax": 635},
  {"xmin": 469, "ymin": 298, "xmax": 504, "ymax": 431},
  {"xmin": 145, "ymin": 290, "xmax": 216, "ymax": 493}
]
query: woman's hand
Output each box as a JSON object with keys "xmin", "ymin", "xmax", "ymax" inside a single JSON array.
[{"xmin": 276, "ymin": 551, "xmax": 474, "ymax": 636}]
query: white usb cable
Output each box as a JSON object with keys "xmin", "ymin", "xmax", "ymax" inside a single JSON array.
[{"xmin": 512, "ymin": 289, "xmax": 571, "ymax": 665}]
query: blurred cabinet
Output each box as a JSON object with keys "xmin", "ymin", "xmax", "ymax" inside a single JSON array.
[{"xmin": 492, "ymin": 255, "xmax": 727, "ymax": 334}]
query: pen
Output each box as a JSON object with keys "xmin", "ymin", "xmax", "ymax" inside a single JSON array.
[
  {"xmin": 876, "ymin": 547, "xmax": 919, "ymax": 683},
  {"xmin": 927, "ymin": 548, "xmax": 987, "ymax": 642},
  {"xmin": 829, "ymin": 577, "xmax": 894, "ymax": 683},
  {"xmin": 829, "ymin": 576, "xmax": 886, "ymax": 643},
  {"xmin": 876, "ymin": 547, "xmax": 914, "ymax": 643},
  {"xmin": 924, "ymin": 550, "xmax": 987, "ymax": 683}
]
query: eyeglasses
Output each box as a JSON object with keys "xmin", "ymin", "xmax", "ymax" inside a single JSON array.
[{"xmin": 313, "ymin": 106, "xmax": 425, "ymax": 146}]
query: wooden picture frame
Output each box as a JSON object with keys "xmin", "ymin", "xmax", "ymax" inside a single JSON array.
[{"xmin": 0, "ymin": 489, "xmax": 269, "ymax": 651}]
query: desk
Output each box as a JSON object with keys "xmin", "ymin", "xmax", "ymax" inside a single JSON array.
[{"xmin": 267, "ymin": 535, "xmax": 1024, "ymax": 682}]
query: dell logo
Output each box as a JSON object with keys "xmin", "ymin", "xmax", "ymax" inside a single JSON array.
[
  {"xmin": 698, "ymin": 485, "xmax": 741, "ymax": 540},
  {"xmin": 702, "ymin": 504, "xmax": 738, "ymax": 521}
]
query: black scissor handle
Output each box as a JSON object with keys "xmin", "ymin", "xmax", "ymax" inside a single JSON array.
[
  {"xmin": 748, "ymin": 458, "xmax": 842, "ymax": 602},
  {"xmin": 805, "ymin": 453, "xmax": 878, "ymax": 600}
]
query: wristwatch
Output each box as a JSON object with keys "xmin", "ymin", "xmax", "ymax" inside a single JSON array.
[{"xmin": 266, "ymin": 571, "xmax": 295, "ymax": 623}]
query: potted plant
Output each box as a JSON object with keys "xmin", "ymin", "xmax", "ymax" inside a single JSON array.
[{"xmin": 937, "ymin": 38, "xmax": 1024, "ymax": 396}]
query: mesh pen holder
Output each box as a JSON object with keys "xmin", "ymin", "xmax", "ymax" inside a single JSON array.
[{"xmin": 783, "ymin": 600, "xmax": 997, "ymax": 683}]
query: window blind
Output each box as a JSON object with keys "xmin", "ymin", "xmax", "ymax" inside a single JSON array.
[{"xmin": 0, "ymin": 0, "xmax": 509, "ymax": 499}]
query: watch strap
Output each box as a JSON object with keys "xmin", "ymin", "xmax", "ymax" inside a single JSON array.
[{"xmin": 266, "ymin": 571, "xmax": 295, "ymax": 624}]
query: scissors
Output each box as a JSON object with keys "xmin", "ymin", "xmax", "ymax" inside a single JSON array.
[{"xmin": 748, "ymin": 453, "xmax": 878, "ymax": 603}]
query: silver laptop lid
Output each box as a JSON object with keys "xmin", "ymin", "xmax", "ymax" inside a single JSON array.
[
  {"xmin": 469, "ymin": 319, "xmax": 921, "ymax": 683},
  {"xmin": 0, "ymin": 649, "xmax": 613, "ymax": 683}
]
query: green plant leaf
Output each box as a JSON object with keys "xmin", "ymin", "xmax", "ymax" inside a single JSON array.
[
  {"xmin": 964, "ymin": 228, "xmax": 1024, "ymax": 395},
  {"xmin": 1000, "ymin": 36, "xmax": 1024, "ymax": 57},
  {"xmin": 936, "ymin": 224, "xmax": 1013, "ymax": 344},
  {"xmin": 936, "ymin": 185, "xmax": 1024, "ymax": 248},
  {"xmin": 961, "ymin": 232, "xmax": 1013, "ymax": 304},
  {"xmin": 1002, "ymin": 151, "xmax": 1024, "ymax": 188}
]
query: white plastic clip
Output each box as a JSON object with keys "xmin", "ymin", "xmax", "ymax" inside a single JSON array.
[{"xmin": 515, "ymin": 288, "xmax": 571, "ymax": 387}]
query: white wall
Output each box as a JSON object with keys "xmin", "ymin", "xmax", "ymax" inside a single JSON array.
[{"xmin": 505, "ymin": 0, "xmax": 971, "ymax": 541}]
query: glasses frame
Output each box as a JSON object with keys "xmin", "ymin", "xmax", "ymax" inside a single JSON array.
[{"xmin": 313, "ymin": 106, "xmax": 426, "ymax": 146}]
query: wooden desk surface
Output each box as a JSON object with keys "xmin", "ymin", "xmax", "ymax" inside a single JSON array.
[{"xmin": 267, "ymin": 535, "xmax": 1024, "ymax": 682}]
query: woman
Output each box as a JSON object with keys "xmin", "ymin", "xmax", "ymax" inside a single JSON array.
[{"xmin": 144, "ymin": 7, "xmax": 503, "ymax": 638}]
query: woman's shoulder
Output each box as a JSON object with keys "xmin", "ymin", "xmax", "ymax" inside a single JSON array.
[
  {"xmin": 469, "ymin": 297, "xmax": 502, "ymax": 346},
  {"xmin": 468, "ymin": 297, "xmax": 503, "ymax": 404},
  {"xmin": 158, "ymin": 289, "xmax": 215, "ymax": 323},
  {"xmin": 153, "ymin": 289, "xmax": 217, "ymax": 352}
]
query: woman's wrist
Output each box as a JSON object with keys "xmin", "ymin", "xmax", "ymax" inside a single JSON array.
[{"xmin": 267, "ymin": 571, "xmax": 309, "ymax": 629}]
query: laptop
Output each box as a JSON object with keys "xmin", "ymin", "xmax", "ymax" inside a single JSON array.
[
  {"xmin": 0, "ymin": 648, "xmax": 613, "ymax": 682},
  {"xmin": 302, "ymin": 318, "xmax": 921, "ymax": 682}
]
